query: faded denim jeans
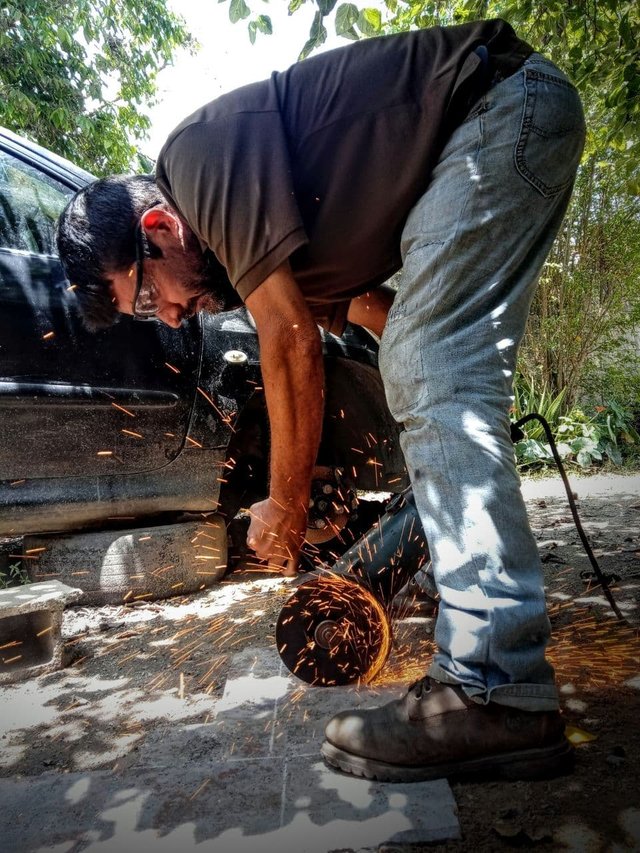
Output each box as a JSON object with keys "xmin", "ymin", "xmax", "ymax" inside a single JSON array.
[{"xmin": 378, "ymin": 54, "xmax": 585, "ymax": 711}]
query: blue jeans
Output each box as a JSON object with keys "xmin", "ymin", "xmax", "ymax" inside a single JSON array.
[{"xmin": 378, "ymin": 54, "xmax": 585, "ymax": 712}]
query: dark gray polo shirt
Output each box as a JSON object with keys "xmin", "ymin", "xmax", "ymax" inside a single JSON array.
[{"xmin": 156, "ymin": 19, "xmax": 532, "ymax": 332}]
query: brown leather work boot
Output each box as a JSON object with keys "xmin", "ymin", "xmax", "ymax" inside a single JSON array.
[{"xmin": 322, "ymin": 677, "xmax": 573, "ymax": 782}]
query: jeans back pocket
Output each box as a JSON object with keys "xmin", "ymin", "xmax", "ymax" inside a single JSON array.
[{"xmin": 515, "ymin": 68, "xmax": 586, "ymax": 198}]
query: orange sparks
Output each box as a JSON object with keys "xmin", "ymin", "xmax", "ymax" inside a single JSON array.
[
  {"xmin": 165, "ymin": 362, "xmax": 180, "ymax": 374},
  {"xmin": 111, "ymin": 402, "xmax": 135, "ymax": 417},
  {"xmin": 42, "ymin": 331, "xmax": 54, "ymax": 340},
  {"xmin": 197, "ymin": 386, "xmax": 236, "ymax": 428},
  {"xmin": 121, "ymin": 429, "xmax": 144, "ymax": 439}
]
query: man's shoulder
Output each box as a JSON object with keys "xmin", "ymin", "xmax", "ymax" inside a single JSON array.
[{"xmin": 160, "ymin": 78, "xmax": 278, "ymax": 156}]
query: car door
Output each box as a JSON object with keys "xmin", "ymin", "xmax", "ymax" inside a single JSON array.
[{"xmin": 0, "ymin": 131, "xmax": 201, "ymax": 483}]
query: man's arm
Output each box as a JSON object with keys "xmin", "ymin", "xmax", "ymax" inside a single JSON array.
[
  {"xmin": 244, "ymin": 261, "xmax": 324, "ymax": 575},
  {"xmin": 346, "ymin": 284, "xmax": 396, "ymax": 338}
]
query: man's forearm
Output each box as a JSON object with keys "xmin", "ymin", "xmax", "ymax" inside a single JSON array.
[
  {"xmin": 244, "ymin": 262, "xmax": 325, "ymax": 569},
  {"xmin": 346, "ymin": 284, "xmax": 396, "ymax": 337},
  {"xmin": 259, "ymin": 319, "xmax": 324, "ymax": 509}
]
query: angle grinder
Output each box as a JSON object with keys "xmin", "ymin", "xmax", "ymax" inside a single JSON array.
[{"xmin": 276, "ymin": 489, "xmax": 431, "ymax": 686}]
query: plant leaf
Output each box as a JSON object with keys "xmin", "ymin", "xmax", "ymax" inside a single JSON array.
[
  {"xmin": 357, "ymin": 7, "xmax": 381, "ymax": 36},
  {"xmin": 229, "ymin": 0, "xmax": 250, "ymax": 24},
  {"xmin": 335, "ymin": 2, "xmax": 359, "ymax": 36}
]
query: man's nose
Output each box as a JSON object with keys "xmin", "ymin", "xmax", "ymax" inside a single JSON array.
[{"xmin": 158, "ymin": 304, "xmax": 183, "ymax": 329}]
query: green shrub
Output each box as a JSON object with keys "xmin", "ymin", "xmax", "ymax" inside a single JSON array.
[{"xmin": 512, "ymin": 374, "xmax": 639, "ymax": 470}]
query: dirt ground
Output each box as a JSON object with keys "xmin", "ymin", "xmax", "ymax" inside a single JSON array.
[{"xmin": 2, "ymin": 473, "xmax": 639, "ymax": 852}]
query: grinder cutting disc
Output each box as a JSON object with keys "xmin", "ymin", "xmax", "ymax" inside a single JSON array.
[{"xmin": 276, "ymin": 574, "xmax": 392, "ymax": 686}]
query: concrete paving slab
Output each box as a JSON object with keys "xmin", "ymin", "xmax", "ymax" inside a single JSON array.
[
  {"xmin": 0, "ymin": 761, "xmax": 284, "ymax": 853},
  {"xmin": 118, "ymin": 681, "xmax": 405, "ymax": 767},
  {"xmin": 283, "ymin": 756, "xmax": 460, "ymax": 848},
  {"xmin": 276, "ymin": 682, "xmax": 406, "ymax": 757},
  {"xmin": 0, "ymin": 755, "xmax": 459, "ymax": 853},
  {"xmin": 1, "ymin": 639, "xmax": 460, "ymax": 852},
  {"xmin": 221, "ymin": 645, "xmax": 282, "ymax": 679},
  {"xmin": 211, "ymin": 648, "xmax": 410, "ymax": 760},
  {"xmin": 118, "ymin": 715, "xmax": 290, "ymax": 769}
]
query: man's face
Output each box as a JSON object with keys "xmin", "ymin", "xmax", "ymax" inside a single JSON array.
[{"xmin": 109, "ymin": 208, "xmax": 225, "ymax": 328}]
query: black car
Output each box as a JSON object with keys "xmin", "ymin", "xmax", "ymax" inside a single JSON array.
[{"xmin": 0, "ymin": 127, "xmax": 407, "ymax": 599}]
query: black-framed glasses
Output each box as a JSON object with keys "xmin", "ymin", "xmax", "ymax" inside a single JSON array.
[{"xmin": 132, "ymin": 205, "xmax": 161, "ymax": 321}]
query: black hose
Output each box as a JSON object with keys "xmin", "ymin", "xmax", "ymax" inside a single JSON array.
[{"xmin": 511, "ymin": 413, "xmax": 626, "ymax": 623}]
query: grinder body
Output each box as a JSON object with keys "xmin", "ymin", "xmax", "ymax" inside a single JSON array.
[{"xmin": 331, "ymin": 489, "xmax": 430, "ymax": 604}]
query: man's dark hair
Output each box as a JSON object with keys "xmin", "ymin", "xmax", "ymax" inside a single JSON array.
[{"xmin": 56, "ymin": 174, "xmax": 164, "ymax": 330}]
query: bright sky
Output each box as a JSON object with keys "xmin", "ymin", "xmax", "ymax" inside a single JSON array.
[{"xmin": 144, "ymin": 0, "xmax": 346, "ymax": 157}]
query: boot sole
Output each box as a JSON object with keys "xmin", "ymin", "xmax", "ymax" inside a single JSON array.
[{"xmin": 321, "ymin": 737, "xmax": 574, "ymax": 783}]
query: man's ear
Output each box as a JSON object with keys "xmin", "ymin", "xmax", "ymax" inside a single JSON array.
[{"xmin": 140, "ymin": 206, "xmax": 180, "ymax": 243}]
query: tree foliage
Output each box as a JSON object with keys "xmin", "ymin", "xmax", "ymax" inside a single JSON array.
[
  {"xmin": 520, "ymin": 156, "xmax": 640, "ymax": 405},
  {"xmin": 0, "ymin": 0, "xmax": 193, "ymax": 175}
]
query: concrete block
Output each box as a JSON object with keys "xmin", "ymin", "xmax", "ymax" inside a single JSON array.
[
  {"xmin": 24, "ymin": 518, "xmax": 228, "ymax": 606},
  {"xmin": 0, "ymin": 580, "xmax": 82, "ymax": 684}
]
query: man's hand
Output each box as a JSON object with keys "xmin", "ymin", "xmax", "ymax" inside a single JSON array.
[{"xmin": 246, "ymin": 496, "xmax": 307, "ymax": 576}]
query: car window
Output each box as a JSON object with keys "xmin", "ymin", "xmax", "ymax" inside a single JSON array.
[{"xmin": 0, "ymin": 149, "xmax": 73, "ymax": 255}]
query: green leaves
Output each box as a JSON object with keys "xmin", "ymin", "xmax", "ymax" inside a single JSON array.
[
  {"xmin": 299, "ymin": 11, "xmax": 328, "ymax": 60},
  {"xmin": 317, "ymin": 0, "xmax": 338, "ymax": 14},
  {"xmin": 335, "ymin": 2, "xmax": 359, "ymax": 38},
  {"xmin": 248, "ymin": 14, "xmax": 273, "ymax": 44},
  {"xmin": 229, "ymin": 0, "xmax": 251, "ymax": 24},
  {"xmin": 513, "ymin": 395, "xmax": 639, "ymax": 471},
  {"xmin": 357, "ymin": 7, "xmax": 382, "ymax": 35},
  {"xmin": 1, "ymin": 0, "xmax": 192, "ymax": 175}
]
